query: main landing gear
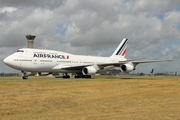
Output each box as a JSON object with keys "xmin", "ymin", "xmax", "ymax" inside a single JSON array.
[
  {"xmin": 62, "ymin": 73, "xmax": 91, "ymax": 79},
  {"xmin": 74, "ymin": 74, "xmax": 91, "ymax": 78},
  {"xmin": 63, "ymin": 73, "xmax": 70, "ymax": 79},
  {"xmin": 22, "ymin": 71, "xmax": 28, "ymax": 80}
]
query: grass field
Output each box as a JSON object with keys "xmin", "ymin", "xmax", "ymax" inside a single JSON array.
[{"xmin": 0, "ymin": 76, "xmax": 180, "ymax": 120}]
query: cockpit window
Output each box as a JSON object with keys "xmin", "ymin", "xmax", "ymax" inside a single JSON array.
[{"xmin": 17, "ymin": 50, "xmax": 24, "ymax": 52}]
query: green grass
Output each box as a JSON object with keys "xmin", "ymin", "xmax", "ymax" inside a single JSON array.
[{"xmin": 0, "ymin": 76, "xmax": 180, "ymax": 120}]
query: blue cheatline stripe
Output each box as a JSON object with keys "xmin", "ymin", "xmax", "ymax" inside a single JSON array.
[{"xmin": 115, "ymin": 39, "xmax": 128, "ymax": 55}]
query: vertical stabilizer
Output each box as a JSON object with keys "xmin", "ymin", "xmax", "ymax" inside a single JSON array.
[{"xmin": 111, "ymin": 38, "xmax": 128, "ymax": 57}]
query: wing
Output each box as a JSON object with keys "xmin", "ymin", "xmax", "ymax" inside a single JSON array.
[
  {"xmin": 130, "ymin": 56, "xmax": 175, "ymax": 65},
  {"xmin": 52, "ymin": 57, "xmax": 175, "ymax": 71},
  {"xmin": 96, "ymin": 57, "xmax": 175, "ymax": 67}
]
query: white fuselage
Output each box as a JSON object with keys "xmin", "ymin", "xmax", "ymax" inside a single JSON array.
[{"xmin": 4, "ymin": 48, "xmax": 126, "ymax": 73}]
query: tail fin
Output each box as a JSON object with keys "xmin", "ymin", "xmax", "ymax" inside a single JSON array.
[{"xmin": 111, "ymin": 38, "xmax": 128, "ymax": 57}]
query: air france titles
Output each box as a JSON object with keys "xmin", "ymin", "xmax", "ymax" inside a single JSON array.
[{"xmin": 33, "ymin": 53, "xmax": 66, "ymax": 59}]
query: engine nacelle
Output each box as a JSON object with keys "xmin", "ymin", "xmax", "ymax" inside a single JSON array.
[
  {"xmin": 121, "ymin": 62, "xmax": 134, "ymax": 72},
  {"xmin": 82, "ymin": 66, "xmax": 99, "ymax": 75}
]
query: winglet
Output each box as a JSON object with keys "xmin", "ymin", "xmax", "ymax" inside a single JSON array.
[
  {"xmin": 172, "ymin": 56, "xmax": 176, "ymax": 61},
  {"xmin": 167, "ymin": 56, "xmax": 176, "ymax": 61}
]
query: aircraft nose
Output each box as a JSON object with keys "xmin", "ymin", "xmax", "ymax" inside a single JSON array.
[{"xmin": 3, "ymin": 56, "xmax": 11, "ymax": 65}]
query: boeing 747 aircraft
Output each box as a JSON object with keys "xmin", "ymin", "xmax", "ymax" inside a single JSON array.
[{"xmin": 3, "ymin": 38, "xmax": 174, "ymax": 79}]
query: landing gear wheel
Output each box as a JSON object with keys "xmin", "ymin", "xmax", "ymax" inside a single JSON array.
[
  {"xmin": 63, "ymin": 75, "xmax": 70, "ymax": 79},
  {"xmin": 22, "ymin": 76, "xmax": 28, "ymax": 80},
  {"xmin": 63, "ymin": 73, "xmax": 70, "ymax": 79},
  {"xmin": 22, "ymin": 71, "xmax": 28, "ymax": 80},
  {"xmin": 74, "ymin": 74, "xmax": 82, "ymax": 78},
  {"xmin": 74, "ymin": 74, "xmax": 91, "ymax": 79},
  {"xmin": 82, "ymin": 75, "xmax": 91, "ymax": 78}
]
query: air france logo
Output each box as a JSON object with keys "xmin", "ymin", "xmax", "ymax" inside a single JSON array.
[{"xmin": 33, "ymin": 53, "xmax": 69, "ymax": 59}]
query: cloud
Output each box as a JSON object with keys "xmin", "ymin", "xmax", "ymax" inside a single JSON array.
[
  {"xmin": 0, "ymin": 7, "xmax": 17, "ymax": 13},
  {"xmin": 0, "ymin": 0, "xmax": 180, "ymax": 73}
]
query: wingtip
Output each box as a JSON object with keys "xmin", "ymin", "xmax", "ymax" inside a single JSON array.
[
  {"xmin": 172, "ymin": 56, "xmax": 176, "ymax": 60},
  {"xmin": 168, "ymin": 56, "xmax": 176, "ymax": 61}
]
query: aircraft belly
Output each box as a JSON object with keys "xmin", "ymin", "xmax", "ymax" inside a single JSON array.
[
  {"xmin": 58, "ymin": 69, "xmax": 81, "ymax": 73},
  {"xmin": 18, "ymin": 61, "xmax": 50, "ymax": 72},
  {"xmin": 19, "ymin": 61, "xmax": 81, "ymax": 73}
]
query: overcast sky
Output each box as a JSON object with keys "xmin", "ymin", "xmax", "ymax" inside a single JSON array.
[{"xmin": 0, "ymin": 0, "xmax": 180, "ymax": 74}]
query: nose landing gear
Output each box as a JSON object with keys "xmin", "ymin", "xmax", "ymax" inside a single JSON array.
[{"xmin": 22, "ymin": 71, "xmax": 28, "ymax": 80}]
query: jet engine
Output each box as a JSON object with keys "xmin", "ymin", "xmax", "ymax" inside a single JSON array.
[
  {"xmin": 82, "ymin": 66, "xmax": 99, "ymax": 75},
  {"xmin": 121, "ymin": 62, "xmax": 134, "ymax": 72}
]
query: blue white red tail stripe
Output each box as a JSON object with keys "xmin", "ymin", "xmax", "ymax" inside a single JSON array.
[
  {"xmin": 115, "ymin": 39, "xmax": 128, "ymax": 55},
  {"xmin": 111, "ymin": 38, "xmax": 128, "ymax": 58}
]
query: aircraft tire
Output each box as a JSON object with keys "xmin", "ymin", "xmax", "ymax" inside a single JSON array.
[
  {"xmin": 22, "ymin": 76, "xmax": 28, "ymax": 80},
  {"xmin": 63, "ymin": 75, "xmax": 70, "ymax": 79},
  {"xmin": 82, "ymin": 75, "xmax": 91, "ymax": 78},
  {"xmin": 74, "ymin": 75, "xmax": 81, "ymax": 78}
]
